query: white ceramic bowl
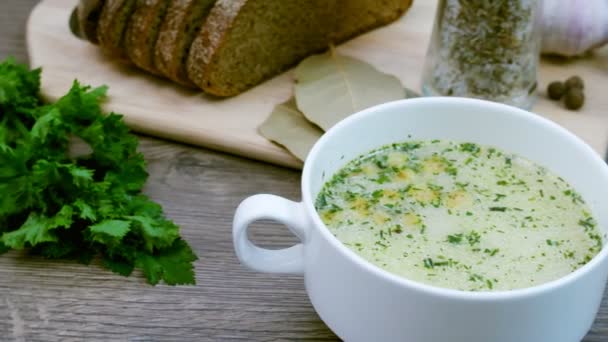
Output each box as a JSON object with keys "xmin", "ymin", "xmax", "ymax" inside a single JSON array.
[{"xmin": 233, "ymin": 97, "xmax": 608, "ymax": 342}]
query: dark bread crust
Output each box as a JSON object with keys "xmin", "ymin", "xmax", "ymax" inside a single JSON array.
[
  {"xmin": 125, "ymin": 0, "xmax": 171, "ymax": 74},
  {"xmin": 97, "ymin": 0, "xmax": 138, "ymax": 59},
  {"xmin": 154, "ymin": 0, "xmax": 216, "ymax": 86},
  {"xmin": 78, "ymin": 0, "xmax": 106, "ymax": 43},
  {"xmin": 187, "ymin": 0, "xmax": 413, "ymax": 97},
  {"xmin": 185, "ymin": 0, "xmax": 246, "ymax": 95}
]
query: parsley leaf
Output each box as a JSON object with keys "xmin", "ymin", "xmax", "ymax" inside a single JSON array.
[
  {"xmin": 2, "ymin": 205, "xmax": 73, "ymax": 249},
  {"xmin": 89, "ymin": 220, "xmax": 132, "ymax": 245},
  {"xmin": 135, "ymin": 239, "xmax": 198, "ymax": 285},
  {"xmin": 0, "ymin": 242, "xmax": 9, "ymax": 254},
  {"xmin": 0, "ymin": 59, "xmax": 197, "ymax": 285}
]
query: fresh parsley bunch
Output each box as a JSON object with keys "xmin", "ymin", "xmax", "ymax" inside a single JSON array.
[{"xmin": 0, "ymin": 58, "xmax": 197, "ymax": 285}]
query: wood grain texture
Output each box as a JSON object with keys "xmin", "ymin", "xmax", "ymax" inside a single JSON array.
[
  {"xmin": 27, "ymin": 0, "xmax": 608, "ymax": 170},
  {"xmin": 1, "ymin": 0, "xmax": 608, "ymax": 341}
]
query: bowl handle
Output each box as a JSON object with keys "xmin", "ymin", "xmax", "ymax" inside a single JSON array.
[{"xmin": 233, "ymin": 194, "xmax": 310, "ymax": 274}]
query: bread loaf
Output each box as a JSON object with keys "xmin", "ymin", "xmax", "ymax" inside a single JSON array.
[
  {"xmin": 81, "ymin": 0, "xmax": 413, "ymax": 96},
  {"xmin": 77, "ymin": 0, "xmax": 105, "ymax": 43},
  {"xmin": 187, "ymin": 0, "xmax": 413, "ymax": 97},
  {"xmin": 154, "ymin": 0, "xmax": 216, "ymax": 86},
  {"xmin": 97, "ymin": 0, "xmax": 137, "ymax": 58},
  {"xmin": 125, "ymin": 0, "xmax": 172, "ymax": 74}
]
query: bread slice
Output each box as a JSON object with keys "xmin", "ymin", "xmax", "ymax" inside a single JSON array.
[
  {"xmin": 186, "ymin": 0, "xmax": 413, "ymax": 97},
  {"xmin": 77, "ymin": 0, "xmax": 106, "ymax": 43},
  {"xmin": 125, "ymin": 0, "xmax": 172, "ymax": 74},
  {"xmin": 154, "ymin": 0, "xmax": 216, "ymax": 86},
  {"xmin": 97, "ymin": 0, "xmax": 138, "ymax": 58}
]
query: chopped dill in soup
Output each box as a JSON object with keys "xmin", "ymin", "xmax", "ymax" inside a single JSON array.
[{"xmin": 315, "ymin": 140, "xmax": 603, "ymax": 291}]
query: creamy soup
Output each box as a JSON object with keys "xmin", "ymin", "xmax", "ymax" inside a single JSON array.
[{"xmin": 316, "ymin": 140, "xmax": 603, "ymax": 291}]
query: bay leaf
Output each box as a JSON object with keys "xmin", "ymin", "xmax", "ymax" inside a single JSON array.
[
  {"xmin": 294, "ymin": 47, "xmax": 406, "ymax": 131},
  {"xmin": 258, "ymin": 98, "xmax": 323, "ymax": 161}
]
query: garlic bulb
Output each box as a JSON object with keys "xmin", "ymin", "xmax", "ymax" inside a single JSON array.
[{"xmin": 541, "ymin": 0, "xmax": 608, "ymax": 57}]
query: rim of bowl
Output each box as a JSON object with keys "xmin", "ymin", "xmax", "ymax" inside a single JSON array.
[{"xmin": 301, "ymin": 96, "xmax": 608, "ymax": 301}]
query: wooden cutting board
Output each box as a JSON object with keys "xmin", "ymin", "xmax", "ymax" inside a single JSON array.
[{"xmin": 27, "ymin": 0, "xmax": 608, "ymax": 169}]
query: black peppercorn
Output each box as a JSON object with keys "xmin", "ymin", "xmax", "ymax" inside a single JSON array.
[
  {"xmin": 547, "ymin": 81, "xmax": 566, "ymax": 100},
  {"xmin": 565, "ymin": 76, "xmax": 584, "ymax": 90},
  {"xmin": 564, "ymin": 88, "xmax": 585, "ymax": 110}
]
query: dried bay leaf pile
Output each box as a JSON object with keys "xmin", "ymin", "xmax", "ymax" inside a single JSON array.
[
  {"xmin": 258, "ymin": 99, "xmax": 323, "ymax": 161},
  {"xmin": 294, "ymin": 49, "xmax": 406, "ymax": 130},
  {"xmin": 258, "ymin": 47, "xmax": 418, "ymax": 161}
]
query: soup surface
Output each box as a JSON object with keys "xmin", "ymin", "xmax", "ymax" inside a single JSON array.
[{"xmin": 316, "ymin": 140, "xmax": 603, "ymax": 291}]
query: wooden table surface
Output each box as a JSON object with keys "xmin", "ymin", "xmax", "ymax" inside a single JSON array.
[{"xmin": 0, "ymin": 1, "xmax": 607, "ymax": 341}]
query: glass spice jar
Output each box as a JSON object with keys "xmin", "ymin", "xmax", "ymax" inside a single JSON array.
[{"xmin": 421, "ymin": 0, "xmax": 542, "ymax": 109}]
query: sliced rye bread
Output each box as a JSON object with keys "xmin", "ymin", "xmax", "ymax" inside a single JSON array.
[
  {"xmin": 77, "ymin": 0, "xmax": 106, "ymax": 43},
  {"xmin": 186, "ymin": 0, "xmax": 413, "ymax": 97},
  {"xmin": 154, "ymin": 0, "xmax": 216, "ymax": 86},
  {"xmin": 124, "ymin": 0, "xmax": 172, "ymax": 74},
  {"xmin": 97, "ymin": 0, "xmax": 138, "ymax": 59}
]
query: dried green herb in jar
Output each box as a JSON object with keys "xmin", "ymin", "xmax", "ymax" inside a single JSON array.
[{"xmin": 422, "ymin": 0, "xmax": 542, "ymax": 109}]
